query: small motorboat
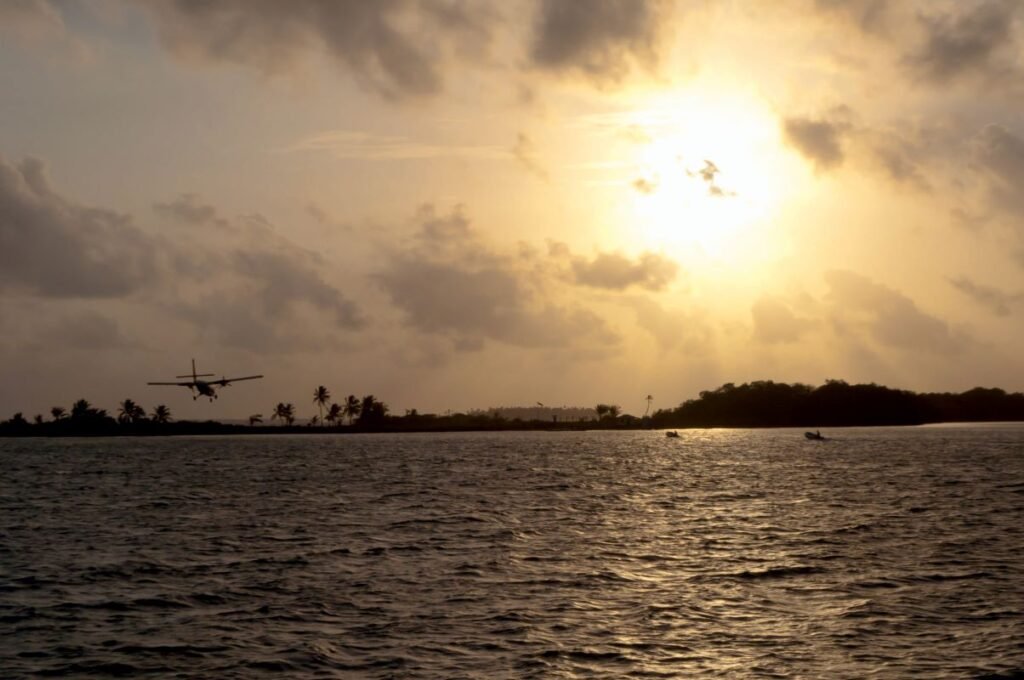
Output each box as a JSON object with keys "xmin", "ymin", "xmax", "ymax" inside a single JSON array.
[
  {"xmin": 804, "ymin": 430, "xmax": 825, "ymax": 441},
  {"xmin": 666, "ymin": 430, "xmax": 680, "ymax": 438}
]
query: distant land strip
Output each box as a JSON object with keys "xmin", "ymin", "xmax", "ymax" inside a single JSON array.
[{"xmin": 2, "ymin": 380, "xmax": 1023, "ymax": 437}]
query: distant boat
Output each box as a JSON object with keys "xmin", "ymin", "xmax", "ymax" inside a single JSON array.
[
  {"xmin": 804, "ymin": 430, "xmax": 825, "ymax": 440},
  {"xmin": 666, "ymin": 430, "xmax": 680, "ymax": 438}
]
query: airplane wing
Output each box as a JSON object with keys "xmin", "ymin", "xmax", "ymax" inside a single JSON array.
[
  {"xmin": 147, "ymin": 381, "xmax": 195, "ymax": 386},
  {"xmin": 210, "ymin": 375, "xmax": 264, "ymax": 386}
]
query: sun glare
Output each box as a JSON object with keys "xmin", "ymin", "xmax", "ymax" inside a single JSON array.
[{"xmin": 624, "ymin": 90, "xmax": 796, "ymax": 263}]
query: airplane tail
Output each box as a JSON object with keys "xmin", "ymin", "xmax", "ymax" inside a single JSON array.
[{"xmin": 176, "ymin": 358, "xmax": 214, "ymax": 379}]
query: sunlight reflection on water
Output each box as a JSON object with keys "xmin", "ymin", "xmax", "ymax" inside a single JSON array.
[{"xmin": 1, "ymin": 426, "xmax": 1022, "ymax": 678}]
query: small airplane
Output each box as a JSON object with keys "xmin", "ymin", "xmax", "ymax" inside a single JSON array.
[{"xmin": 147, "ymin": 359, "xmax": 263, "ymax": 401}]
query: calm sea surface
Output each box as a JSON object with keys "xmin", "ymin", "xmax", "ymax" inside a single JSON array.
[{"xmin": 1, "ymin": 426, "xmax": 1023, "ymax": 679}]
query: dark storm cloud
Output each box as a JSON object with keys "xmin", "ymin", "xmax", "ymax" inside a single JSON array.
[
  {"xmin": 751, "ymin": 297, "xmax": 815, "ymax": 343},
  {"xmin": 144, "ymin": 0, "xmax": 495, "ymax": 100},
  {"xmin": 905, "ymin": 1, "xmax": 1018, "ymax": 85},
  {"xmin": 376, "ymin": 206, "xmax": 619, "ymax": 350},
  {"xmin": 0, "ymin": 154, "xmax": 158, "ymax": 298},
  {"xmin": 530, "ymin": 0, "xmax": 669, "ymax": 83},
  {"xmin": 825, "ymin": 270, "xmax": 966, "ymax": 354},
  {"xmin": 782, "ymin": 117, "xmax": 849, "ymax": 171},
  {"xmin": 570, "ymin": 251, "xmax": 678, "ymax": 292},
  {"xmin": 950, "ymin": 277, "xmax": 1022, "ymax": 317}
]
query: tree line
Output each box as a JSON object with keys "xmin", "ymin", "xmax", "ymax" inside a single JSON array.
[
  {"xmin": 648, "ymin": 380, "xmax": 1024, "ymax": 428},
  {"xmin": 0, "ymin": 388, "xmax": 392, "ymax": 436},
  {"xmin": 3, "ymin": 379, "xmax": 1023, "ymax": 436}
]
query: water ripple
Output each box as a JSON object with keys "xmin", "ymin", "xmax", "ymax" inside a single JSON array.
[{"xmin": 1, "ymin": 426, "xmax": 1023, "ymax": 678}]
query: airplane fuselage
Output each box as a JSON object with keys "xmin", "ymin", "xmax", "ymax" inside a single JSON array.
[{"xmin": 193, "ymin": 382, "xmax": 217, "ymax": 399}]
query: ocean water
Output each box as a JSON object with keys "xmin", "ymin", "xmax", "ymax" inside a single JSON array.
[{"xmin": 1, "ymin": 426, "xmax": 1022, "ymax": 679}]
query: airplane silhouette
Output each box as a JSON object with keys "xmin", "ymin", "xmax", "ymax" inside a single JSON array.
[{"xmin": 147, "ymin": 359, "xmax": 263, "ymax": 401}]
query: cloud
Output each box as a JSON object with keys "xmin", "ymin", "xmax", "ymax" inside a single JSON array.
[
  {"xmin": 153, "ymin": 194, "xmax": 230, "ymax": 228},
  {"xmin": 865, "ymin": 129, "xmax": 932, "ymax": 190},
  {"xmin": 950, "ymin": 277, "xmax": 1022, "ymax": 316},
  {"xmin": 283, "ymin": 129, "xmax": 506, "ymax": 160},
  {"xmin": 813, "ymin": 0, "xmax": 891, "ymax": 34},
  {"xmin": 512, "ymin": 132, "xmax": 548, "ymax": 179},
  {"xmin": 530, "ymin": 0, "xmax": 670, "ymax": 84},
  {"xmin": 173, "ymin": 293, "xmax": 333, "ymax": 353},
  {"xmin": 687, "ymin": 159, "xmax": 735, "ymax": 197},
  {"xmin": 376, "ymin": 205, "xmax": 619, "ymax": 350},
  {"xmin": 782, "ymin": 116, "xmax": 849, "ymax": 171},
  {"xmin": 38, "ymin": 311, "xmax": 136, "ymax": 351},
  {"xmin": 157, "ymin": 203, "xmax": 364, "ymax": 352},
  {"xmin": 905, "ymin": 1, "xmax": 1018, "ymax": 85},
  {"xmin": 151, "ymin": 191, "xmax": 368, "ymax": 352},
  {"xmin": 824, "ymin": 269, "xmax": 967, "ymax": 354},
  {"xmin": 631, "ymin": 177, "xmax": 658, "ymax": 194},
  {"xmin": 751, "ymin": 297, "xmax": 815, "ymax": 343},
  {"xmin": 0, "ymin": 0, "xmax": 65, "ymax": 39},
  {"xmin": 569, "ymin": 251, "xmax": 678, "ymax": 292},
  {"xmin": 143, "ymin": 0, "xmax": 497, "ymax": 100},
  {"xmin": 782, "ymin": 108, "xmax": 936, "ymax": 189},
  {"xmin": 626, "ymin": 295, "xmax": 714, "ymax": 353},
  {"xmin": 0, "ymin": 154, "xmax": 159, "ymax": 298},
  {"xmin": 971, "ymin": 124, "xmax": 1024, "ymax": 218},
  {"xmin": 230, "ymin": 249, "xmax": 362, "ymax": 327}
]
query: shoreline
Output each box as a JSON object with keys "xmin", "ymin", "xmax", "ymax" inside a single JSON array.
[{"xmin": 3, "ymin": 418, "xmax": 1023, "ymax": 438}]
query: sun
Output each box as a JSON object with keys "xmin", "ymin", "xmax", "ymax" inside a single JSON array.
[{"xmin": 624, "ymin": 89, "xmax": 798, "ymax": 262}]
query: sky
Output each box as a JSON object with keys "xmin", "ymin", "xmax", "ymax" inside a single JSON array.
[{"xmin": 2, "ymin": 0, "xmax": 1024, "ymax": 421}]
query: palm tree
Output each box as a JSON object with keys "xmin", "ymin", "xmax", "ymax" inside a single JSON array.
[
  {"xmin": 249, "ymin": 414, "xmax": 263, "ymax": 426},
  {"xmin": 595, "ymin": 404, "xmax": 610, "ymax": 419},
  {"xmin": 325, "ymin": 403, "xmax": 343, "ymax": 427},
  {"xmin": 118, "ymin": 399, "xmax": 145, "ymax": 424},
  {"xmin": 271, "ymin": 403, "xmax": 288, "ymax": 425},
  {"xmin": 151, "ymin": 404, "xmax": 172, "ymax": 424},
  {"xmin": 308, "ymin": 415, "xmax": 319, "ymax": 427},
  {"xmin": 51, "ymin": 406, "xmax": 67, "ymax": 421},
  {"xmin": 608, "ymin": 404, "xmax": 621, "ymax": 419},
  {"xmin": 313, "ymin": 385, "xmax": 331, "ymax": 427},
  {"xmin": 358, "ymin": 395, "xmax": 388, "ymax": 424},
  {"xmin": 271, "ymin": 402, "xmax": 296, "ymax": 426},
  {"xmin": 343, "ymin": 394, "xmax": 361, "ymax": 425},
  {"xmin": 71, "ymin": 399, "xmax": 92, "ymax": 420},
  {"xmin": 33, "ymin": 414, "xmax": 44, "ymax": 425}
]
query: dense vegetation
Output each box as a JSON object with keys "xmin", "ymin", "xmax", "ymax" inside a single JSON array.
[
  {"xmin": 2, "ymin": 380, "xmax": 1023, "ymax": 437},
  {"xmin": 649, "ymin": 380, "xmax": 1024, "ymax": 428}
]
